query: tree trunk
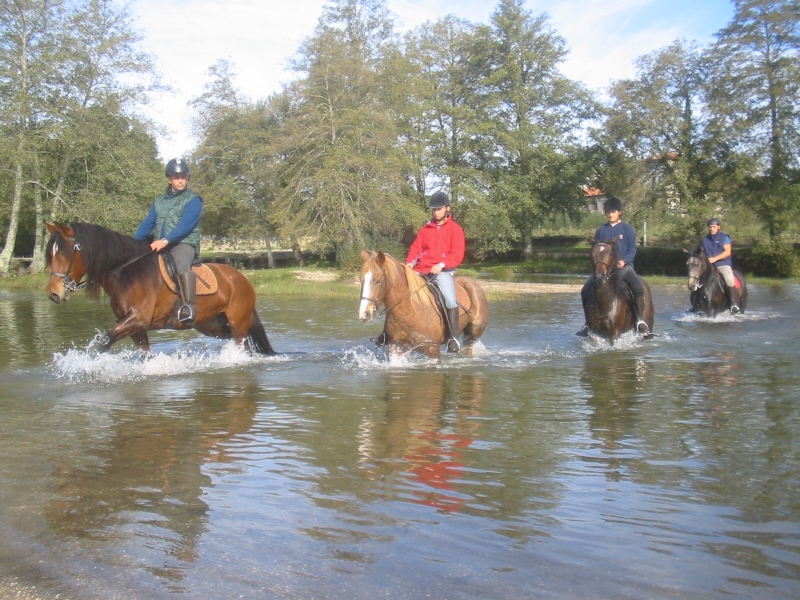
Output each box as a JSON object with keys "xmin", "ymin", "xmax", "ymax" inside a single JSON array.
[
  {"xmin": 30, "ymin": 155, "xmax": 46, "ymax": 273},
  {"xmin": 291, "ymin": 236, "xmax": 305, "ymax": 267},
  {"xmin": 523, "ymin": 232, "xmax": 533, "ymax": 262},
  {"xmin": 0, "ymin": 162, "xmax": 25, "ymax": 277},
  {"xmin": 265, "ymin": 239, "xmax": 276, "ymax": 269}
]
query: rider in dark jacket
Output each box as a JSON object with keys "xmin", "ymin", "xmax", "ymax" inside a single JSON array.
[
  {"xmin": 577, "ymin": 196, "xmax": 649, "ymax": 336},
  {"xmin": 701, "ymin": 217, "xmax": 741, "ymax": 314}
]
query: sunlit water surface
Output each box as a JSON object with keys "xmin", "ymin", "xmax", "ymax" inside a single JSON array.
[{"xmin": 0, "ymin": 282, "xmax": 798, "ymax": 599}]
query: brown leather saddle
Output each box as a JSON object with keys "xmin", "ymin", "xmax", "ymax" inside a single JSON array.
[
  {"xmin": 421, "ymin": 274, "xmax": 472, "ymax": 318},
  {"xmin": 158, "ymin": 255, "xmax": 218, "ymax": 295}
]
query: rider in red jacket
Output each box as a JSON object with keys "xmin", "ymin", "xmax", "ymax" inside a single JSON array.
[{"xmin": 405, "ymin": 192, "xmax": 465, "ymax": 352}]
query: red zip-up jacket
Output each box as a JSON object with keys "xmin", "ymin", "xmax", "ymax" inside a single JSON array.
[{"xmin": 405, "ymin": 216, "xmax": 465, "ymax": 273}]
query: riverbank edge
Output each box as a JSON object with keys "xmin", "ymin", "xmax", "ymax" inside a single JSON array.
[{"xmin": 2, "ymin": 268, "xmax": 794, "ymax": 299}]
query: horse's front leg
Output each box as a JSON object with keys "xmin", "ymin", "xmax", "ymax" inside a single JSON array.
[{"xmin": 99, "ymin": 310, "xmax": 147, "ymax": 352}]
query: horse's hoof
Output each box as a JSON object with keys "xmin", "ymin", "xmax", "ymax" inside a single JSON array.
[{"xmin": 576, "ymin": 327, "xmax": 590, "ymax": 337}]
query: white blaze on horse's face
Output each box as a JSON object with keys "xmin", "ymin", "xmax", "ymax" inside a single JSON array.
[
  {"xmin": 593, "ymin": 243, "xmax": 611, "ymax": 284},
  {"xmin": 359, "ymin": 270, "xmax": 375, "ymax": 321}
]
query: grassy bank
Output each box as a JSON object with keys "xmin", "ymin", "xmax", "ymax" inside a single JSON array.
[{"xmin": 4, "ymin": 265, "xmax": 794, "ymax": 300}]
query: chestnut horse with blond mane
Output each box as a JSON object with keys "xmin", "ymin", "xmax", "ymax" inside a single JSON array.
[{"xmin": 358, "ymin": 251, "xmax": 488, "ymax": 358}]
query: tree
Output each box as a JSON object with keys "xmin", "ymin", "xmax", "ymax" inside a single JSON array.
[
  {"xmin": 0, "ymin": 0, "xmax": 163, "ymax": 276},
  {"xmin": 601, "ymin": 40, "xmax": 716, "ymax": 240},
  {"xmin": 481, "ymin": 0, "xmax": 596, "ymax": 259},
  {"xmin": 707, "ymin": 0, "xmax": 800, "ymax": 238},
  {"xmin": 0, "ymin": 0, "xmax": 63, "ymax": 276},
  {"xmin": 269, "ymin": 0, "xmax": 421, "ymax": 266}
]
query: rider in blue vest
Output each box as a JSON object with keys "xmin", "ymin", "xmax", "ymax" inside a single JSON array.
[
  {"xmin": 134, "ymin": 158, "xmax": 203, "ymax": 324},
  {"xmin": 577, "ymin": 196, "xmax": 649, "ymax": 336},
  {"xmin": 702, "ymin": 217, "xmax": 741, "ymax": 314}
]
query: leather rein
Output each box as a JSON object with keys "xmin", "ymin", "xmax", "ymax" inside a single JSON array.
[{"xmin": 50, "ymin": 233, "xmax": 153, "ymax": 292}]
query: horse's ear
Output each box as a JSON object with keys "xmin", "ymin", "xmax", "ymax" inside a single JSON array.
[
  {"xmin": 46, "ymin": 223, "xmax": 58, "ymax": 234},
  {"xmin": 683, "ymin": 248, "xmax": 689, "ymax": 254},
  {"xmin": 588, "ymin": 236, "xmax": 595, "ymax": 245},
  {"xmin": 360, "ymin": 249, "xmax": 375, "ymax": 263},
  {"xmin": 376, "ymin": 251, "xmax": 387, "ymax": 266}
]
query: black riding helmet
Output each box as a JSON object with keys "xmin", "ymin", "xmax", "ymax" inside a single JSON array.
[
  {"xmin": 165, "ymin": 158, "xmax": 190, "ymax": 177},
  {"xmin": 707, "ymin": 217, "xmax": 721, "ymax": 226},
  {"xmin": 428, "ymin": 191, "xmax": 450, "ymax": 209},
  {"xmin": 603, "ymin": 196, "xmax": 623, "ymax": 213}
]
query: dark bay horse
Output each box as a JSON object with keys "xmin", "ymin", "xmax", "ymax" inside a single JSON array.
[
  {"xmin": 358, "ymin": 250, "xmax": 488, "ymax": 358},
  {"xmin": 584, "ymin": 239, "xmax": 655, "ymax": 345},
  {"xmin": 45, "ymin": 222, "xmax": 274, "ymax": 354},
  {"xmin": 686, "ymin": 246, "xmax": 747, "ymax": 317}
]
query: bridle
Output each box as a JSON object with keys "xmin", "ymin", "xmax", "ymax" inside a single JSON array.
[
  {"xmin": 50, "ymin": 235, "xmax": 87, "ymax": 292},
  {"xmin": 360, "ymin": 265, "xmax": 387, "ymax": 312},
  {"xmin": 360, "ymin": 263, "xmax": 442, "ymax": 318},
  {"xmin": 592, "ymin": 243, "xmax": 616, "ymax": 284},
  {"xmin": 50, "ymin": 232, "xmax": 153, "ymax": 293},
  {"xmin": 687, "ymin": 257, "xmax": 704, "ymax": 289}
]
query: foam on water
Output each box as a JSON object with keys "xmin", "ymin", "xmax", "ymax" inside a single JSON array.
[
  {"xmin": 50, "ymin": 334, "xmax": 288, "ymax": 385},
  {"xmin": 341, "ymin": 340, "xmax": 582, "ymax": 370},
  {"xmin": 673, "ymin": 310, "xmax": 779, "ymax": 323}
]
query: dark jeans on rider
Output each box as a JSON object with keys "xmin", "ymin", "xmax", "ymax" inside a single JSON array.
[
  {"xmin": 169, "ymin": 243, "xmax": 196, "ymax": 275},
  {"xmin": 581, "ymin": 265, "xmax": 644, "ymax": 309}
]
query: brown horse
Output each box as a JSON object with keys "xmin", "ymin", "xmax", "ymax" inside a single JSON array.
[
  {"xmin": 358, "ymin": 250, "xmax": 488, "ymax": 358},
  {"xmin": 45, "ymin": 222, "xmax": 274, "ymax": 354},
  {"xmin": 584, "ymin": 239, "xmax": 654, "ymax": 345},
  {"xmin": 686, "ymin": 246, "xmax": 747, "ymax": 316}
]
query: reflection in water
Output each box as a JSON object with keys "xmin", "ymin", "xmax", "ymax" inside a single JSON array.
[
  {"xmin": 583, "ymin": 355, "xmax": 650, "ymax": 482},
  {"xmin": 358, "ymin": 371, "xmax": 487, "ymax": 511},
  {"xmin": 45, "ymin": 380, "xmax": 259, "ymax": 587}
]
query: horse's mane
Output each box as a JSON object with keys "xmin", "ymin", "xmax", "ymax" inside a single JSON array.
[
  {"xmin": 49, "ymin": 223, "xmax": 160, "ymax": 298},
  {"xmin": 380, "ymin": 253, "xmax": 438, "ymax": 313}
]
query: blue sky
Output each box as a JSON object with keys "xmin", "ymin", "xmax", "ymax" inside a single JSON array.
[{"xmin": 129, "ymin": 0, "xmax": 735, "ymax": 159}]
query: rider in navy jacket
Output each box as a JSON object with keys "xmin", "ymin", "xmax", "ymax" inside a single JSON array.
[{"xmin": 577, "ymin": 196, "xmax": 649, "ymax": 336}]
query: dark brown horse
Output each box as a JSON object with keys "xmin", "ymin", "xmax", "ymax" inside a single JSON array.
[
  {"xmin": 585, "ymin": 239, "xmax": 654, "ymax": 345},
  {"xmin": 45, "ymin": 222, "xmax": 274, "ymax": 354},
  {"xmin": 358, "ymin": 250, "xmax": 488, "ymax": 358},
  {"xmin": 686, "ymin": 246, "xmax": 747, "ymax": 317}
]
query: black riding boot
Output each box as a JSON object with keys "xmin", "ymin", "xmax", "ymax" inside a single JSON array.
[
  {"xmin": 727, "ymin": 286, "xmax": 741, "ymax": 314},
  {"xmin": 633, "ymin": 295, "xmax": 649, "ymax": 334},
  {"xmin": 445, "ymin": 307, "xmax": 461, "ymax": 353},
  {"xmin": 177, "ymin": 272, "xmax": 196, "ymax": 324}
]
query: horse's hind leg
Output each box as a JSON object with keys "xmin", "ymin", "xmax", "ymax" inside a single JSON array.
[{"xmin": 131, "ymin": 331, "xmax": 150, "ymax": 352}]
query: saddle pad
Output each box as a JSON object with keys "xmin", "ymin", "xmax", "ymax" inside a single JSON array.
[
  {"xmin": 158, "ymin": 256, "xmax": 219, "ymax": 295},
  {"xmin": 454, "ymin": 279, "xmax": 472, "ymax": 313}
]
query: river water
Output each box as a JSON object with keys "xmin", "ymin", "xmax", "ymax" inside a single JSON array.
[{"xmin": 0, "ymin": 280, "xmax": 798, "ymax": 599}]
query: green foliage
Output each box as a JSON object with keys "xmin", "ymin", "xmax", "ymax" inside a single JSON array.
[{"xmin": 746, "ymin": 240, "xmax": 799, "ymax": 277}]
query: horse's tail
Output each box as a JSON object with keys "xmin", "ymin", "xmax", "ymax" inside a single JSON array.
[{"xmin": 248, "ymin": 310, "xmax": 275, "ymax": 355}]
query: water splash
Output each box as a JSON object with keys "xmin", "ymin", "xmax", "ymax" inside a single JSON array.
[
  {"xmin": 50, "ymin": 337, "xmax": 288, "ymax": 385},
  {"xmin": 674, "ymin": 310, "xmax": 779, "ymax": 324}
]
